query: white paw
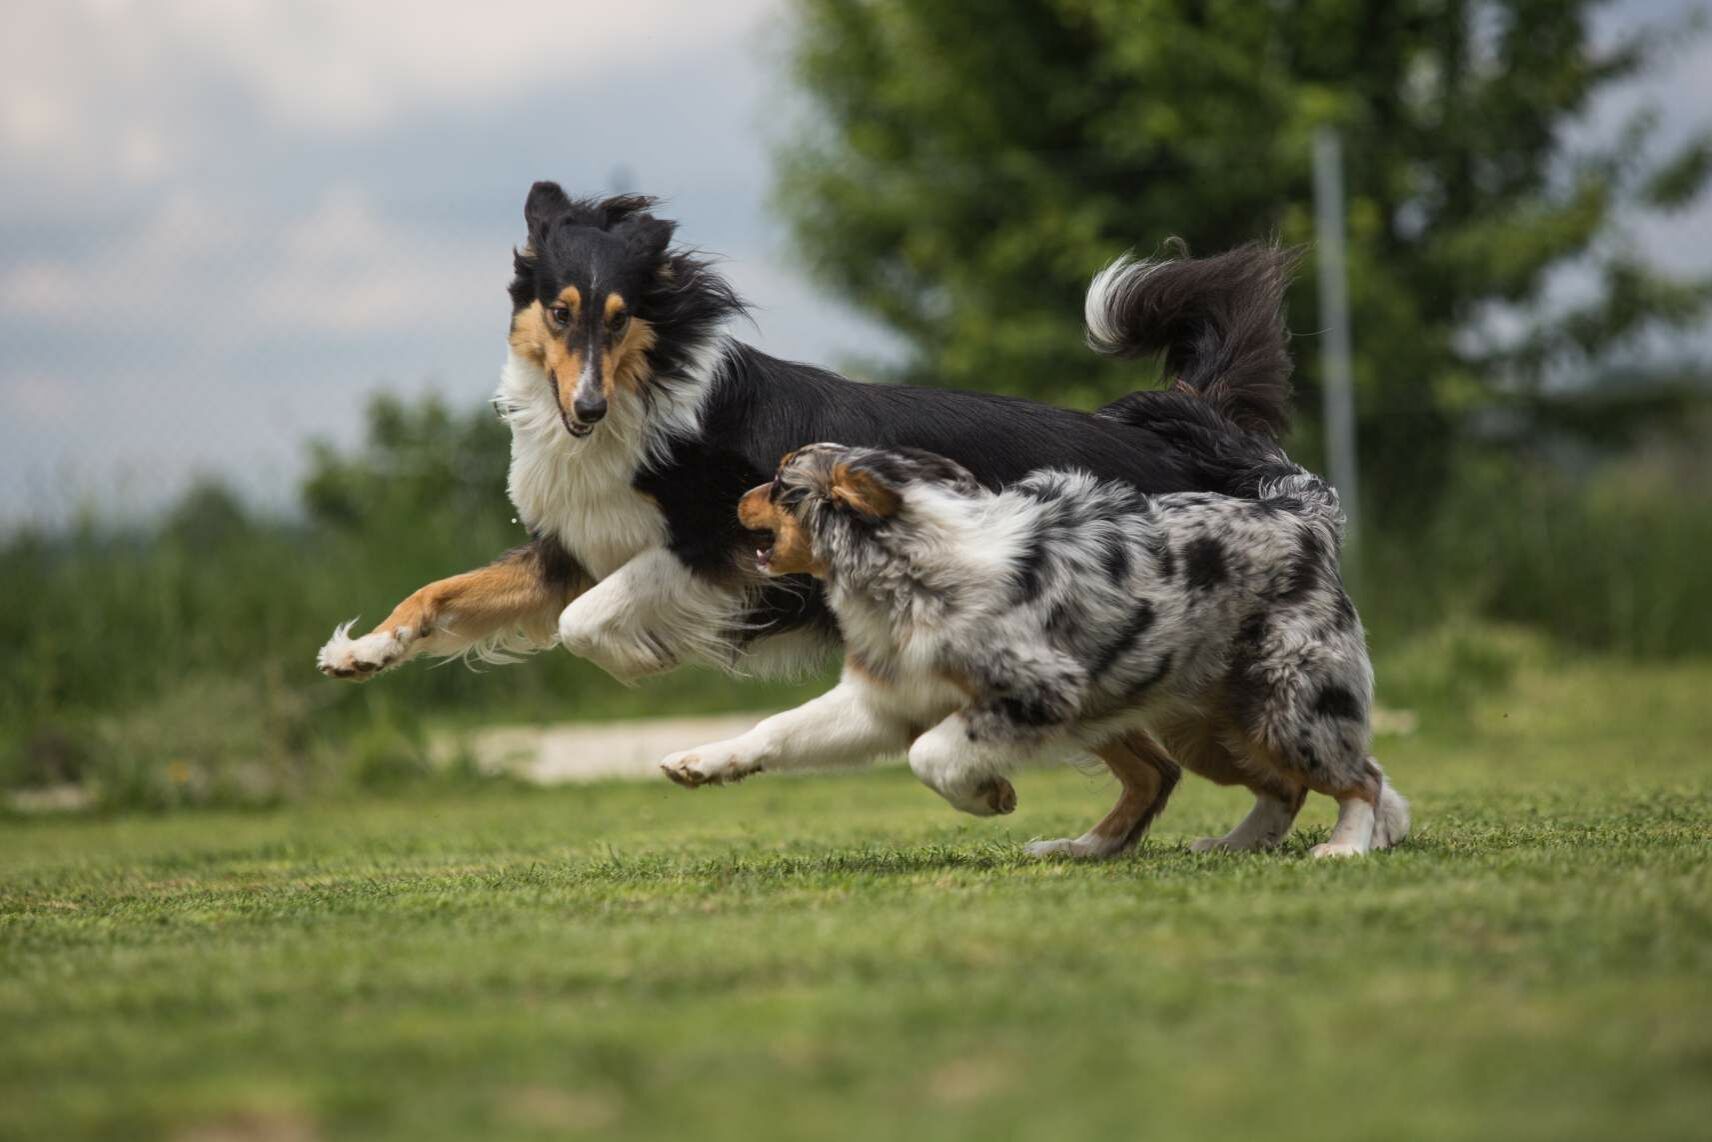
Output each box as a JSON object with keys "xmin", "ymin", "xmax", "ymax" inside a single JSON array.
[
  {"xmin": 1024, "ymin": 835, "xmax": 1119, "ymax": 860},
  {"xmin": 317, "ymin": 620, "xmax": 414, "ymax": 680},
  {"xmin": 1189, "ymin": 836, "xmax": 1229, "ymax": 854},
  {"xmin": 558, "ymin": 612, "xmax": 673, "ymax": 681},
  {"xmin": 943, "ymin": 776, "xmax": 1017, "ymax": 817},
  {"xmin": 1310, "ymin": 841, "xmax": 1368, "ymax": 859},
  {"xmin": 659, "ymin": 746, "xmax": 762, "ymax": 789}
]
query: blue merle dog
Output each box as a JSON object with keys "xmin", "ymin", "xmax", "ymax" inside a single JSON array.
[{"xmin": 661, "ymin": 404, "xmax": 1409, "ymax": 859}]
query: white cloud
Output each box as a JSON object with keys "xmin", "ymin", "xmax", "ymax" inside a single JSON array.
[
  {"xmin": 0, "ymin": 0, "xmax": 778, "ymax": 213},
  {"xmin": 179, "ymin": 0, "xmax": 776, "ymax": 131},
  {"xmin": 0, "ymin": 374, "xmax": 85, "ymax": 425},
  {"xmin": 0, "ymin": 263, "xmax": 79, "ymax": 319},
  {"xmin": 249, "ymin": 187, "xmax": 496, "ymax": 335},
  {"xmin": 0, "ymin": 3, "xmax": 192, "ymax": 205},
  {"xmin": 0, "ymin": 186, "xmax": 494, "ymax": 340},
  {"xmin": 2, "ymin": 0, "xmax": 776, "ymax": 141}
]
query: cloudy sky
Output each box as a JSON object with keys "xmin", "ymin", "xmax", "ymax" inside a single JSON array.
[{"xmin": 0, "ymin": 0, "xmax": 1706, "ymax": 526}]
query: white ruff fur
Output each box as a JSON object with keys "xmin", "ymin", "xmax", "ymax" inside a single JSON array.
[{"xmin": 495, "ymin": 347, "xmax": 702, "ymax": 579}]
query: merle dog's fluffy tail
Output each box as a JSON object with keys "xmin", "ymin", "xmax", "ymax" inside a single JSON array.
[{"xmin": 1084, "ymin": 241, "xmax": 1300, "ymax": 439}]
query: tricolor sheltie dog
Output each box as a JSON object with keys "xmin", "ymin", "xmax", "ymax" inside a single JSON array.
[
  {"xmin": 666, "ymin": 432, "xmax": 1409, "ymax": 859},
  {"xmin": 316, "ymin": 181, "xmax": 1303, "ymax": 781}
]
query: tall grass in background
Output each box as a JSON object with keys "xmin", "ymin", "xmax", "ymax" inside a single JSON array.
[
  {"xmin": 1359, "ymin": 429, "xmax": 1712, "ymax": 657},
  {"xmin": 2, "ymin": 394, "xmax": 1707, "ymax": 808},
  {"xmin": 0, "ymin": 396, "xmax": 831, "ymax": 808}
]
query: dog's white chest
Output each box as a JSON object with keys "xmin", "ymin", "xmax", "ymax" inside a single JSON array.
[
  {"xmin": 499, "ymin": 355, "xmax": 672, "ymax": 581},
  {"xmin": 553, "ymin": 488, "xmax": 667, "ymax": 580},
  {"xmin": 508, "ymin": 446, "xmax": 668, "ymax": 580}
]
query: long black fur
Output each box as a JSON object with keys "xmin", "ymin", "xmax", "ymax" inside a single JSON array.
[{"xmin": 1087, "ymin": 241, "xmax": 1302, "ymax": 438}]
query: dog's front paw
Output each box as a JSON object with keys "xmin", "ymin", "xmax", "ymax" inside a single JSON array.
[
  {"xmin": 931, "ymin": 775, "xmax": 1019, "ymax": 817},
  {"xmin": 317, "ymin": 620, "xmax": 414, "ymax": 680},
  {"xmin": 660, "ymin": 746, "xmax": 762, "ymax": 789},
  {"xmin": 1310, "ymin": 841, "xmax": 1367, "ymax": 859}
]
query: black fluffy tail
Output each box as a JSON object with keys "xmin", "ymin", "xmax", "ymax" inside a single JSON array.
[{"xmin": 1084, "ymin": 241, "xmax": 1300, "ymax": 439}]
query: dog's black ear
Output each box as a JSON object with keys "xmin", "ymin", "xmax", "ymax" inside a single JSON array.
[
  {"xmin": 524, "ymin": 181, "xmax": 572, "ymax": 242},
  {"xmin": 598, "ymin": 194, "xmax": 659, "ymax": 227},
  {"xmin": 617, "ymin": 214, "xmax": 676, "ymax": 264},
  {"xmin": 828, "ymin": 458, "xmax": 902, "ymax": 523}
]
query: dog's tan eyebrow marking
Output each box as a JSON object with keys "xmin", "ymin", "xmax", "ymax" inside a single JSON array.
[
  {"xmin": 555, "ymin": 285, "xmax": 582, "ymax": 313},
  {"xmin": 507, "ymin": 300, "xmax": 550, "ymax": 366},
  {"xmin": 604, "ymin": 293, "xmax": 627, "ymax": 319}
]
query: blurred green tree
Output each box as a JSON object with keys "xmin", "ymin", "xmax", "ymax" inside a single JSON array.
[
  {"xmin": 776, "ymin": 0, "xmax": 1712, "ymax": 517},
  {"xmin": 302, "ymin": 393, "xmax": 510, "ymax": 531}
]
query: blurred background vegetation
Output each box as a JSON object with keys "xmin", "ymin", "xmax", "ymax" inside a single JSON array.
[{"xmin": 3, "ymin": 0, "xmax": 1709, "ymax": 810}]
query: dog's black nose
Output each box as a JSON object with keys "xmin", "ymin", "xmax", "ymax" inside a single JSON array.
[{"xmin": 573, "ymin": 397, "xmax": 607, "ymax": 424}]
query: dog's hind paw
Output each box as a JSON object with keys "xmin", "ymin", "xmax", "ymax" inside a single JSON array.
[
  {"xmin": 316, "ymin": 620, "xmax": 414, "ymax": 680},
  {"xmin": 1370, "ymin": 783, "xmax": 1411, "ymax": 849}
]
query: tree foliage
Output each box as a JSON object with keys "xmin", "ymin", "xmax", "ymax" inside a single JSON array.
[
  {"xmin": 776, "ymin": 0, "xmax": 1711, "ymax": 515},
  {"xmin": 302, "ymin": 393, "xmax": 510, "ymax": 532}
]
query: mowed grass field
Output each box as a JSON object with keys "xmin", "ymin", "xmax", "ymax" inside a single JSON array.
[{"xmin": 3, "ymin": 656, "xmax": 1710, "ymax": 1142}]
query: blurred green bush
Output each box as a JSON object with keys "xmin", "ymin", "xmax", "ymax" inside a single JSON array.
[{"xmin": 0, "ymin": 395, "xmax": 833, "ymax": 809}]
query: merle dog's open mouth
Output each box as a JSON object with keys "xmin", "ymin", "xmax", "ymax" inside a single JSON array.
[{"xmin": 753, "ymin": 530, "xmax": 776, "ymax": 571}]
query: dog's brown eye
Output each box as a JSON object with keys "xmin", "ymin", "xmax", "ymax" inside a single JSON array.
[
  {"xmin": 549, "ymin": 305, "xmax": 571, "ymax": 326},
  {"xmin": 609, "ymin": 310, "xmax": 630, "ymax": 338}
]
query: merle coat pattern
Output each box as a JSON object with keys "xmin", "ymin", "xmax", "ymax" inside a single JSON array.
[{"xmin": 664, "ymin": 433, "xmax": 1410, "ymax": 859}]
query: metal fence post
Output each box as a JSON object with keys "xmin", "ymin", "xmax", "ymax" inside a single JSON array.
[{"xmin": 1312, "ymin": 126, "xmax": 1362, "ymax": 592}]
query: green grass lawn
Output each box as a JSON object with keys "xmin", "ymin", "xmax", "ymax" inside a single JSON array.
[{"xmin": 3, "ymin": 656, "xmax": 1710, "ymax": 1142}]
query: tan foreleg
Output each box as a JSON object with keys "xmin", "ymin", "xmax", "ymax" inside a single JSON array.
[{"xmin": 316, "ymin": 539, "xmax": 587, "ymax": 679}]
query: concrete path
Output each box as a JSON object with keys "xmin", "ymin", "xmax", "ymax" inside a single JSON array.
[
  {"xmin": 443, "ymin": 713, "xmax": 784, "ymax": 784},
  {"xmin": 448, "ymin": 703, "xmax": 1416, "ymax": 787}
]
